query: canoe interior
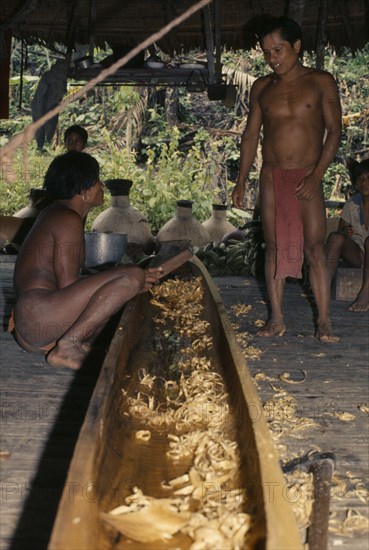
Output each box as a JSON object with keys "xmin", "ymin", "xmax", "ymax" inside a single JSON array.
[{"xmin": 48, "ymin": 258, "xmax": 302, "ymax": 550}]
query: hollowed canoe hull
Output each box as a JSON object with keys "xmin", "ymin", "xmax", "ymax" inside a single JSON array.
[{"xmin": 48, "ymin": 258, "xmax": 302, "ymax": 550}]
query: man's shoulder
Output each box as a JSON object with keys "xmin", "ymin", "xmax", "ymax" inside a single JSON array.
[
  {"xmin": 254, "ymin": 74, "xmax": 274, "ymax": 85},
  {"xmin": 39, "ymin": 204, "xmax": 82, "ymax": 229},
  {"xmin": 252, "ymin": 74, "xmax": 274, "ymax": 93},
  {"xmin": 303, "ymin": 68, "xmax": 337, "ymax": 84}
]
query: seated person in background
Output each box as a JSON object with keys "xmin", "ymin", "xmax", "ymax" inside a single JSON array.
[
  {"xmin": 12, "ymin": 151, "xmax": 162, "ymax": 369},
  {"xmin": 64, "ymin": 125, "xmax": 88, "ymax": 152},
  {"xmin": 326, "ymin": 158, "xmax": 369, "ymax": 312}
]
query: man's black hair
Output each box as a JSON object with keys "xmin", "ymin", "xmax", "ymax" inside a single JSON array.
[
  {"xmin": 63, "ymin": 125, "xmax": 88, "ymax": 145},
  {"xmin": 43, "ymin": 152, "xmax": 99, "ymax": 200},
  {"xmin": 256, "ymin": 16, "xmax": 302, "ymax": 48}
]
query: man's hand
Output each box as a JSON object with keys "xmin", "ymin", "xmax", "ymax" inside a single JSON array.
[
  {"xmin": 141, "ymin": 267, "xmax": 163, "ymax": 292},
  {"xmin": 295, "ymin": 173, "xmax": 320, "ymax": 201},
  {"xmin": 232, "ymin": 183, "xmax": 246, "ymax": 209},
  {"xmin": 341, "ymin": 223, "xmax": 355, "ymax": 237}
]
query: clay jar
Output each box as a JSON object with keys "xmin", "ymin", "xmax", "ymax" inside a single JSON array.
[
  {"xmin": 92, "ymin": 179, "xmax": 153, "ymax": 250},
  {"xmin": 156, "ymin": 200, "xmax": 211, "ymax": 248},
  {"xmin": 14, "ymin": 188, "xmax": 46, "ymax": 218},
  {"xmin": 202, "ymin": 204, "xmax": 237, "ymax": 243}
]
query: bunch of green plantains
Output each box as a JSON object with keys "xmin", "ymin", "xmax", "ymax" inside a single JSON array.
[{"xmin": 195, "ymin": 221, "xmax": 265, "ymax": 278}]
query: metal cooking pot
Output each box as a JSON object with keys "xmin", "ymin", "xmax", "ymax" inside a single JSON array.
[
  {"xmin": 75, "ymin": 56, "xmax": 94, "ymax": 70},
  {"xmin": 84, "ymin": 231, "xmax": 127, "ymax": 268}
]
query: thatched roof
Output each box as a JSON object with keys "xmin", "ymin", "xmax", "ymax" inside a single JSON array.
[{"xmin": 1, "ymin": 0, "xmax": 368, "ymax": 56}]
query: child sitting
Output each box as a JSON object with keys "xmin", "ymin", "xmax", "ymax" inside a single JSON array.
[{"xmin": 326, "ymin": 158, "xmax": 369, "ymax": 312}]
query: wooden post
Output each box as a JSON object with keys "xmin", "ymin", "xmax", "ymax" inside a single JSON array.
[
  {"xmin": 203, "ymin": 4, "xmax": 215, "ymax": 84},
  {"xmin": 287, "ymin": 0, "xmax": 306, "ymax": 26},
  {"xmin": 315, "ymin": 0, "xmax": 328, "ymax": 70},
  {"xmin": 214, "ymin": 0, "xmax": 221, "ymax": 75},
  {"xmin": 0, "ymin": 29, "xmax": 12, "ymax": 119},
  {"xmin": 337, "ymin": 0, "xmax": 355, "ymax": 52}
]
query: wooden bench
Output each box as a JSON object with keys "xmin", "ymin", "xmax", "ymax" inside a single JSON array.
[{"xmin": 333, "ymin": 265, "xmax": 363, "ymax": 301}]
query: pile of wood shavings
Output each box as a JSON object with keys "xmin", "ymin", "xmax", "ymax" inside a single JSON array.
[
  {"xmin": 230, "ymin": 304, "xmax": 253, "ymax": 316},
  {"xmin": 262, "ymin": 389, "xmax": 321, "ymax": 440},
  {"xmin": 229, "ymin": 303, "xmax": 263, "ymax": 360},
  {"xmin": 230, "ymin": 323, "xmax": 262, "ymax": 360},
  {"xmin": 261, "ymin": 390, "xmax": 321, "ymax": 532},
  {"xmin": 123, "ymin": 369, "xmax": 229, "ymax": 432},
  {"xmin": 329, "ymin": 509, "xmax": 369, "ymax": 536},
  {"xmin": 115, "ymin": 277, "xmax": 257, "ymax": 548}
]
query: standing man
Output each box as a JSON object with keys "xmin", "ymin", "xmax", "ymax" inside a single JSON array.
[{"xmin": 232, "ymin": 16, "xmax": 341, "ymax": 342}]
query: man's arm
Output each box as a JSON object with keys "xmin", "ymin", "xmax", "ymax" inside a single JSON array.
[
  {"xmin": 296, "ymin": 72, "xmax": 342, "ymax": 200},
  {"xmin": 232, "ymin": 79, "xmax": 264, "ymax": 209}
]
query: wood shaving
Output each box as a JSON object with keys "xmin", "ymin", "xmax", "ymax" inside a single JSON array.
[
  {"xmin": 278, "ymin": 371, "xmax": 307, "ymax": 384},
  {"xmin": 230, "ymin": 303, "xmax": 253, "ymax": 316},
  {"xmin": 102, "ymin": 493, "xmax": 191, "ymax": 542},
  {"xmin": 137, "ymin": 368, "xmax": 156, "ymax": 389},
  {"xmin": 358, "ymin": 403, "xmax": 369, "ymax": 415},
  {"xmin": 135, "ymin": 430, "xmax": 151, "ymax": 441},
  {"xmin": 263, "ymin": 392, "xmax": 321, "ymax": 440},
  {"xmin": 234, "ymin": 330, "xmax": 248, "ymax": 347},
  {"xmin": 244, "ymin": 345, "xmax": 262, "ymax": 360},
  {"xmin": 329, "ymin": 509, "xmax": 369, "ymax": 536},
  {"xmin": 332, "ymin": 411, "xmax": 356, "ymax": 422},
  {"xmin": 254, "ymin": 373, "xmax": 275, "ymax": 382}
]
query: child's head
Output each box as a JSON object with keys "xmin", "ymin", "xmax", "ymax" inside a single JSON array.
[
  {"xmin": 64, "ymin": 125, "xmax": 88, "ymax": 152},
  {"xmin": 347, "ymin": 157, "xmax": 369, "ymax": 191}
]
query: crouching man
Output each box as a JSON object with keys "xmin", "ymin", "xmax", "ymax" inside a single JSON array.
[{"xmin": 12, "ymin": 151, "xmax": 162, "ymax": 369}]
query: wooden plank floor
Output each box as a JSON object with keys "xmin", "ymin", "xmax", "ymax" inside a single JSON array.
[
  {"xmin": 1, "ymin": 255, "xmax": 368, "ymax": 550},
  {"xmin": 212, "ymin": 275, "xmax": 369, "ymax": 550}
]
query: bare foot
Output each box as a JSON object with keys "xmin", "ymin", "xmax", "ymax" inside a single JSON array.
[
  {"xmin": 315, "ymin": 321, "xmax": 339, "ymax": 343},
  {"xmin": 348, "ymin": 290, "xmax": 369, "ymax": 312},
  {"xmin": 256, "ymin": 319, "xmax": 286, "ymax": 337},
  {"xmin": 46, "ymin": 341, "xmax": 88, "ymax": 369}
]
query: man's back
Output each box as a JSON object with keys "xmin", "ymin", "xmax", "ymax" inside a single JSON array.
[{"xmin": 14, "ymin": 204, "xmax": 84, "ymax": 296}]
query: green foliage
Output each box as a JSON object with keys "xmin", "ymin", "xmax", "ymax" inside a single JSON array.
[
  {"xmin": 221, "ymin": 48, "xmax": 269, "ymax": 77},
  {"xmin": 303, "ymin": 45, "xmax": 369, "ymax": 158},
  {"xmin": 0, "ymin": 146, "xmax": 52, "ymax": 214},
  {"xmin": 133, "ymin": 128, "xmax": 216, "ymax": 233},
  {"xmin": 322, "ymin": 163, "xmax": 352, "ymax": 199},
  {"xmin": 2, "ymin": 42, "xmax": 368, "ymax": 233}
]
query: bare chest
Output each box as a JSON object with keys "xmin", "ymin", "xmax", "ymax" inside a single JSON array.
[{"xmin": 260, "ymin": 79, "xmax": 321, "ymax": 118}]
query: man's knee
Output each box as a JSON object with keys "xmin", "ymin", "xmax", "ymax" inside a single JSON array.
[{"xmin": 304, "ymin": 241, "xmax": 325, "ymax": 264}]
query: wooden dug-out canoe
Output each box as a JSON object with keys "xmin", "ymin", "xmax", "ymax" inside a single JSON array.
[{"xmin": 48, "ymin": 257, "xmax": 302, "ymax": 550}]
